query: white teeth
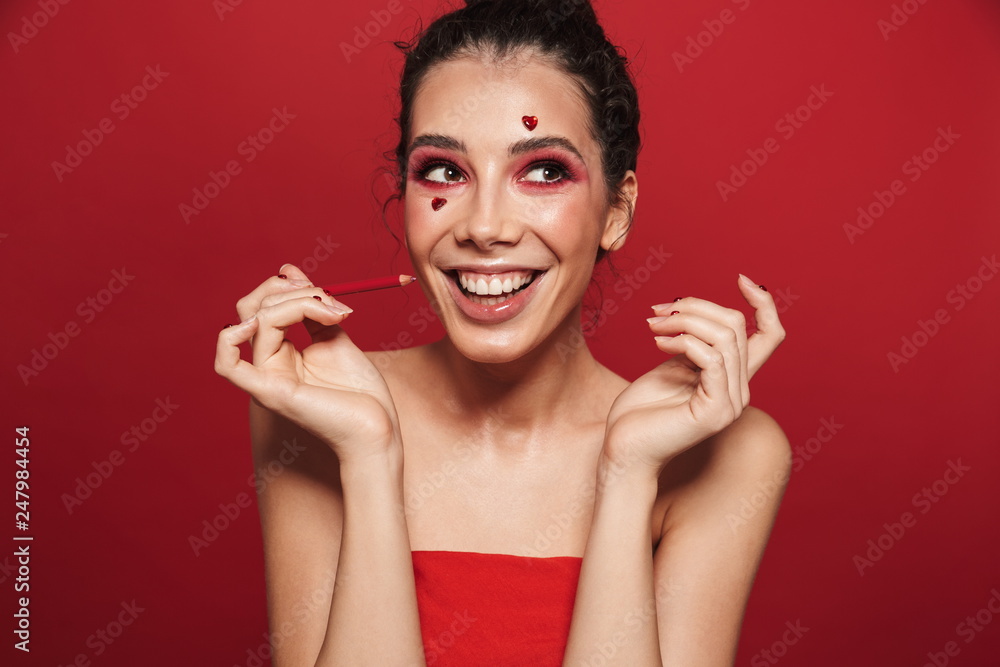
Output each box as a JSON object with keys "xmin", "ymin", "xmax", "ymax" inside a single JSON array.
[
  {"xmin": 454, "ymin": 270, "xmax": 538, "ymax": 297},
  {"xmin": 465, "ymin": 292, "xmax": 515, "ymax": 306}
]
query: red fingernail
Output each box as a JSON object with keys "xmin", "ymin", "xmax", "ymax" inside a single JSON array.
[
  {"xmin": 758, "ymin": 285, "xmax": 767, "ymax": 291},
  {"xmin": 313, "ymin": 295, "xmax": 322, "ymax": 301},
  {"xmin": 223, "ymin": 323, "xmax": 234, "ymax": 329},
  {"xmin": 670, "ymin": 311, "xmax": 680, "ymax": 316},
  {"xmin": 323, "ymin": 289, "xmax": 334, "ymax": 297},
  {"xmin": 674, "ymin": 297, "xmax": 683, "ymax": 301},
  {"xmin": 278, "ymin": 274, "xmax": 288, "ymax": 279}
]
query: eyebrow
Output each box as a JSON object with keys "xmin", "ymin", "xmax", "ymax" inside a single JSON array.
[
  {"xmin": 508, "ymin": 136, "xmax": 585, "ymax": 163},
  {"xmin": 407, "ymin": 134, "xmax": 467, "ymax": 155},
  {"xmin": 406, "ymin": 134, "xmax": 586, "ymax": 163}
]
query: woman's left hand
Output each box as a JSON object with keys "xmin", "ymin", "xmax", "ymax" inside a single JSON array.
[{"xmin": 602, "ymin": 274, "xmax": 786, "ymax": 477}]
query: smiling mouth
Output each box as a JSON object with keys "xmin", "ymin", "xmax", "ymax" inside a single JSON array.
[{"xmin": 448, "ymin": 269, "xmax": 543, "ymax": 306}]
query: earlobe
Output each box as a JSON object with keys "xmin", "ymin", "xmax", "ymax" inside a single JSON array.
[{"xmin": 600, "ymin": 170, "xmax": 638, "ymax": 252}]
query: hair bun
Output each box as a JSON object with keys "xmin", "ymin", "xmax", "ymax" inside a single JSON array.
[{"xmin": 463, "ymin": 0, "xmax": 599, "ymax": 24}]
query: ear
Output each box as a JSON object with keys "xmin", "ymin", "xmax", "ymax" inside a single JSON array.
[{"xmin": 599, "ymin": 170, "xmax": 638, "ymax": 253}]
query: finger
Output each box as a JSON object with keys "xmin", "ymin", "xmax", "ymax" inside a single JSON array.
[
  {"xmin": 276, "ymin": 262, "xmax": 314, "ymax": 286},
  {"xmin": 651, "ymin": 295, "xmax": 749, "ymax": 373},
  {"xmin": 236, "ymin": 271, "xmax": 313, "ymax": 322},
  {"xmin": 648, "ymin": 308, "xmax": 744, "ymax": 414},
  {"xmin": 736, "ymin": 274, "xmax": 786, "ymax": 377},
  {"xmin": 259, "ymin": 287, "xmax": 354, "ymax": 341},
  {"xmin": 252, "ymin": 297, "xmax": 351, "ymax": 366},
  {"xmin": 215, "ymin": 317, "xmax": 263, "ymax": 392},
  {"xmin": 653, "ymin": 334, "xmax": 734, "ymax": 427}
]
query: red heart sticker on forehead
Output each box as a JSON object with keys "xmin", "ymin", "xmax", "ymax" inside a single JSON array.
[{"xmin": 522, "ymin": 116, "xmax": 538, "ymax": 131}]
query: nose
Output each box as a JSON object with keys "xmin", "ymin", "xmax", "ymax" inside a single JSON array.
[{"xmin": 453, "ymin": 177, "xmax": 523, "ymax": 249}]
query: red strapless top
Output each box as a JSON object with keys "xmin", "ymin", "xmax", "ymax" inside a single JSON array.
[{"xmin": 412, "ymin": 550, "xmax": 583, "ymax": 666}]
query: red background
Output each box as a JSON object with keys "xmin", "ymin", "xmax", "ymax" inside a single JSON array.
[{"xmin": 2, "ymin": 0, "xmax": 999, "ymax": 665}]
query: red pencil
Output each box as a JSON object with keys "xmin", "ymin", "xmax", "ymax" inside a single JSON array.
[{"xmin": 323, "ymin": 274, "xmax": 417, "ymax": 296}]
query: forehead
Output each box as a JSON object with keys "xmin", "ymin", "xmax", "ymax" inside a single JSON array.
[{"xmin": 409, "ymin": 51, "xmax": 597, "ymax": 157}]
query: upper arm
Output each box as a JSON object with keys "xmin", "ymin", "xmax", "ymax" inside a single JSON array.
[
  {"xmin": 651, "ymin": 406, "xmax": 792, "ymax": 666},
  {"xmin": 249, "ymin": 400, "xmax": 344, "ymax": 666}
]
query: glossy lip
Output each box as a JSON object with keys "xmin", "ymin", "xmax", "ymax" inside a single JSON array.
[
  {"xmin": 444, "ymin": 263, "xmax": 544, "ymax": 272},
  {"xmin": 441, "ymin": 268, "xmax": 546, "ymax": 324}
]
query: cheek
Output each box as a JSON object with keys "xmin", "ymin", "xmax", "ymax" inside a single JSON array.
[
  {"xmin": 525, "ymin": 194, "xmax": 603, "ymax": 251},
  {"xmin": 403, "ymin": 200, "xmax": 441, "ymax": 252}
]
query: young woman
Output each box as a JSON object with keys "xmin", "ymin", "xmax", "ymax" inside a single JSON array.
[{"xmin": 215, "ymin": 1, "xmax": 789, "ymax": 664}]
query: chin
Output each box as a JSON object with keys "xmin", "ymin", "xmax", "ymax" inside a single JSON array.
[{"xmin": 448, "ymin": 330, "xmax": 534, "ymax": 365}]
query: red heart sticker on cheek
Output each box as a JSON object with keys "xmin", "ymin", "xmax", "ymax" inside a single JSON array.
[
  {"xmin": 431, "ymin": 197, "xmax": 447, "ymax": 211},
  {"xmin": 522, "ymin": 116, "xmax": 538, "ymax": 131}
]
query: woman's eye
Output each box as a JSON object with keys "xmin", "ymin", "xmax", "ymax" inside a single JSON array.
[
  {"xmin": 522, "ymin": 164, "xmax": 566, "ymax": 183},
  {"xmin": 424, "ymin": 165, "xmax": 464, "ymax": 183}
]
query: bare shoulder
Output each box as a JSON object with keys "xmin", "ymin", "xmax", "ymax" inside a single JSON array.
[
  {"xmin": 656, "ymin": 406, "xmax": 792, "ymax": 535},
  {"xmin": 711, "ymin": 406, "xmax": 791, "ymax": 472}
]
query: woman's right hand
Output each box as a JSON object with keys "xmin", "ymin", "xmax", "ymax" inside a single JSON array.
[{"xmin": 215, "ymin": 263, "xmax": 401, "ymax": 463}]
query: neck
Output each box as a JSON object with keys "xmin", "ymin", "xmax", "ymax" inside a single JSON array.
[{"xmin": 426, "ymin": 310, "xmax": 611, "ymax": 441}]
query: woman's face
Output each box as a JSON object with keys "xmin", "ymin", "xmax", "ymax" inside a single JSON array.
[{"xmin": 403, "ymin": 51, "xmax": 634, "ymax": 364}]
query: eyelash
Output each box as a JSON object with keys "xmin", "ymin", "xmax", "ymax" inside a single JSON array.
[{"xmin": 410, "ymin": 155, "xmax": 576, "ymax": 187}]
